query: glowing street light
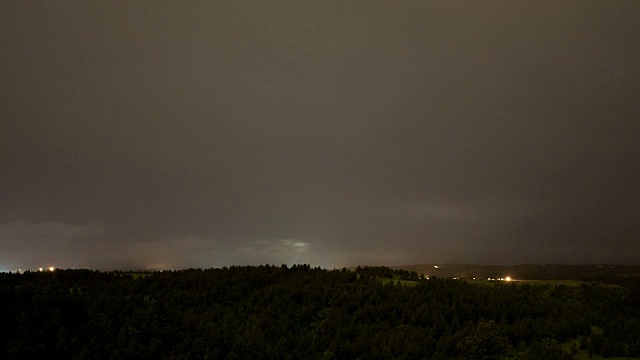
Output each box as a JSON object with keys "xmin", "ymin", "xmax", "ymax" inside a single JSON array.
[
  {"xmin": 505, "ymin": 276, "xmax": 512, "ymax": 281},
  {"xmin": 49, "ymin": 266, "xmax": 55, "ymax": 272}
]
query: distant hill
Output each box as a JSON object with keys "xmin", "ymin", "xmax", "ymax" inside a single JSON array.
[{"xmin": 389, "ymin": 263, "xmax": 640, "ymax": 281}]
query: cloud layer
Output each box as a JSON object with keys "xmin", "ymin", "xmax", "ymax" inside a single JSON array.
[{"xmin": 2, "ymin": 1, "xmax": 639, "ymax": 268}]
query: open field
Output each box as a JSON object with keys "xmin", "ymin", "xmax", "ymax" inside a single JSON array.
[
  {"xmin": 513, "ymin": 279, "xmax": 621, "ymax": 288},
  {"xmin": 375, "ymin": 275, "xmax": 624, "ymax": 289},
  {"xmin": 391, "ymin": 263, "xmax": 640, "ymax": 285},
  {"xmin": 122, "ymin": 272, "xmax": 153, "ymax": 279},
  {"xmin": 463, "ymin": 278, "xmax": 622, "ymax": 288},
  {"xmin": 378, "ymin": 277, "xmax": 418, "ymax": 286}
]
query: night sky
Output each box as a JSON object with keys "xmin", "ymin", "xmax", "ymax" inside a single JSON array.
[{"xmin": 2, "ymin": 1, "xmax": 640, "ymax": 270}]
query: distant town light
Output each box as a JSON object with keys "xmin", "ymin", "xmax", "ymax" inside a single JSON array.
[
  {"xmin": 505, "ymin": 276, "xmax": 511, "ymax": 282},
  {"xmin": 39, "ymin": 268, "xmax": 43, "ymax": 271},
  {"xmin": 49, "ymin": 266, "xmax": 54, "ymax": 271}
]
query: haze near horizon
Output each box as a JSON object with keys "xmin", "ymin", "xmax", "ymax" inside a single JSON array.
[{"xmin": 2, "ymin": 1, "xmax": 639, "ymax": 270}]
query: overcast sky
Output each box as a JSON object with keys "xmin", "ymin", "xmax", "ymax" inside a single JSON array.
[{"xmin": 2, "ymin": 1, "xmax": 639, "ymax": 270}]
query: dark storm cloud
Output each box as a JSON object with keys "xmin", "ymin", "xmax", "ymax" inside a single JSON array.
[{"xmin": 2, "ymin": 1, "xmax": 639, "ymax": 269}]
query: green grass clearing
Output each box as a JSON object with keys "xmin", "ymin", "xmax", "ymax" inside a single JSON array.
[
  {"xmin": 128, "ymin": 273, "xmax": 152, "ymax": 279},
  {"xmin": 377, "ymin": 277, "xmax": 417, "ymax": 286}
]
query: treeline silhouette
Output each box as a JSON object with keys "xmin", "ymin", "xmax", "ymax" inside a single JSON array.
[{"xmin": 1, "ymin": 265, "xmax": 639, "ymax": 359}]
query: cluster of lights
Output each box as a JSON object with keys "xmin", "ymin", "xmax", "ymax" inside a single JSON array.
[
  {"xmin": 10, "ymin": 266, "xmax": 55, "ymax": 274},
  {"xmin": 487, "ymin": 276, "xmax": 513, "ymax": 281}
]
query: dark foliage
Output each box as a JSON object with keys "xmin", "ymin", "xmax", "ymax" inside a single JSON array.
[{"xmin": 1, "ymin": 265, "xmax": 638, "ymax": 359}]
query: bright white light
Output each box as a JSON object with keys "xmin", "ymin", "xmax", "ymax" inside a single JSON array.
[
  {"xmin": 505, "ymin": 276, "xmax": 511, "ymax": 282},
  {"xmin": 433, "ymin": 265, "xmax": 439, "ymax": 269},
  {"xmin": 49, "ymin": 267, "xmax": 54, "ymax": 271},
  {"xmin": 39, "ymin": 268, "xmax": 43, "ymax": 272}
]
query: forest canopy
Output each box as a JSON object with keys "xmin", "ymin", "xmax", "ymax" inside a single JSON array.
[{"xmin": 2, "ymin": 265, "xmax": 639, "ymax": 359}]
